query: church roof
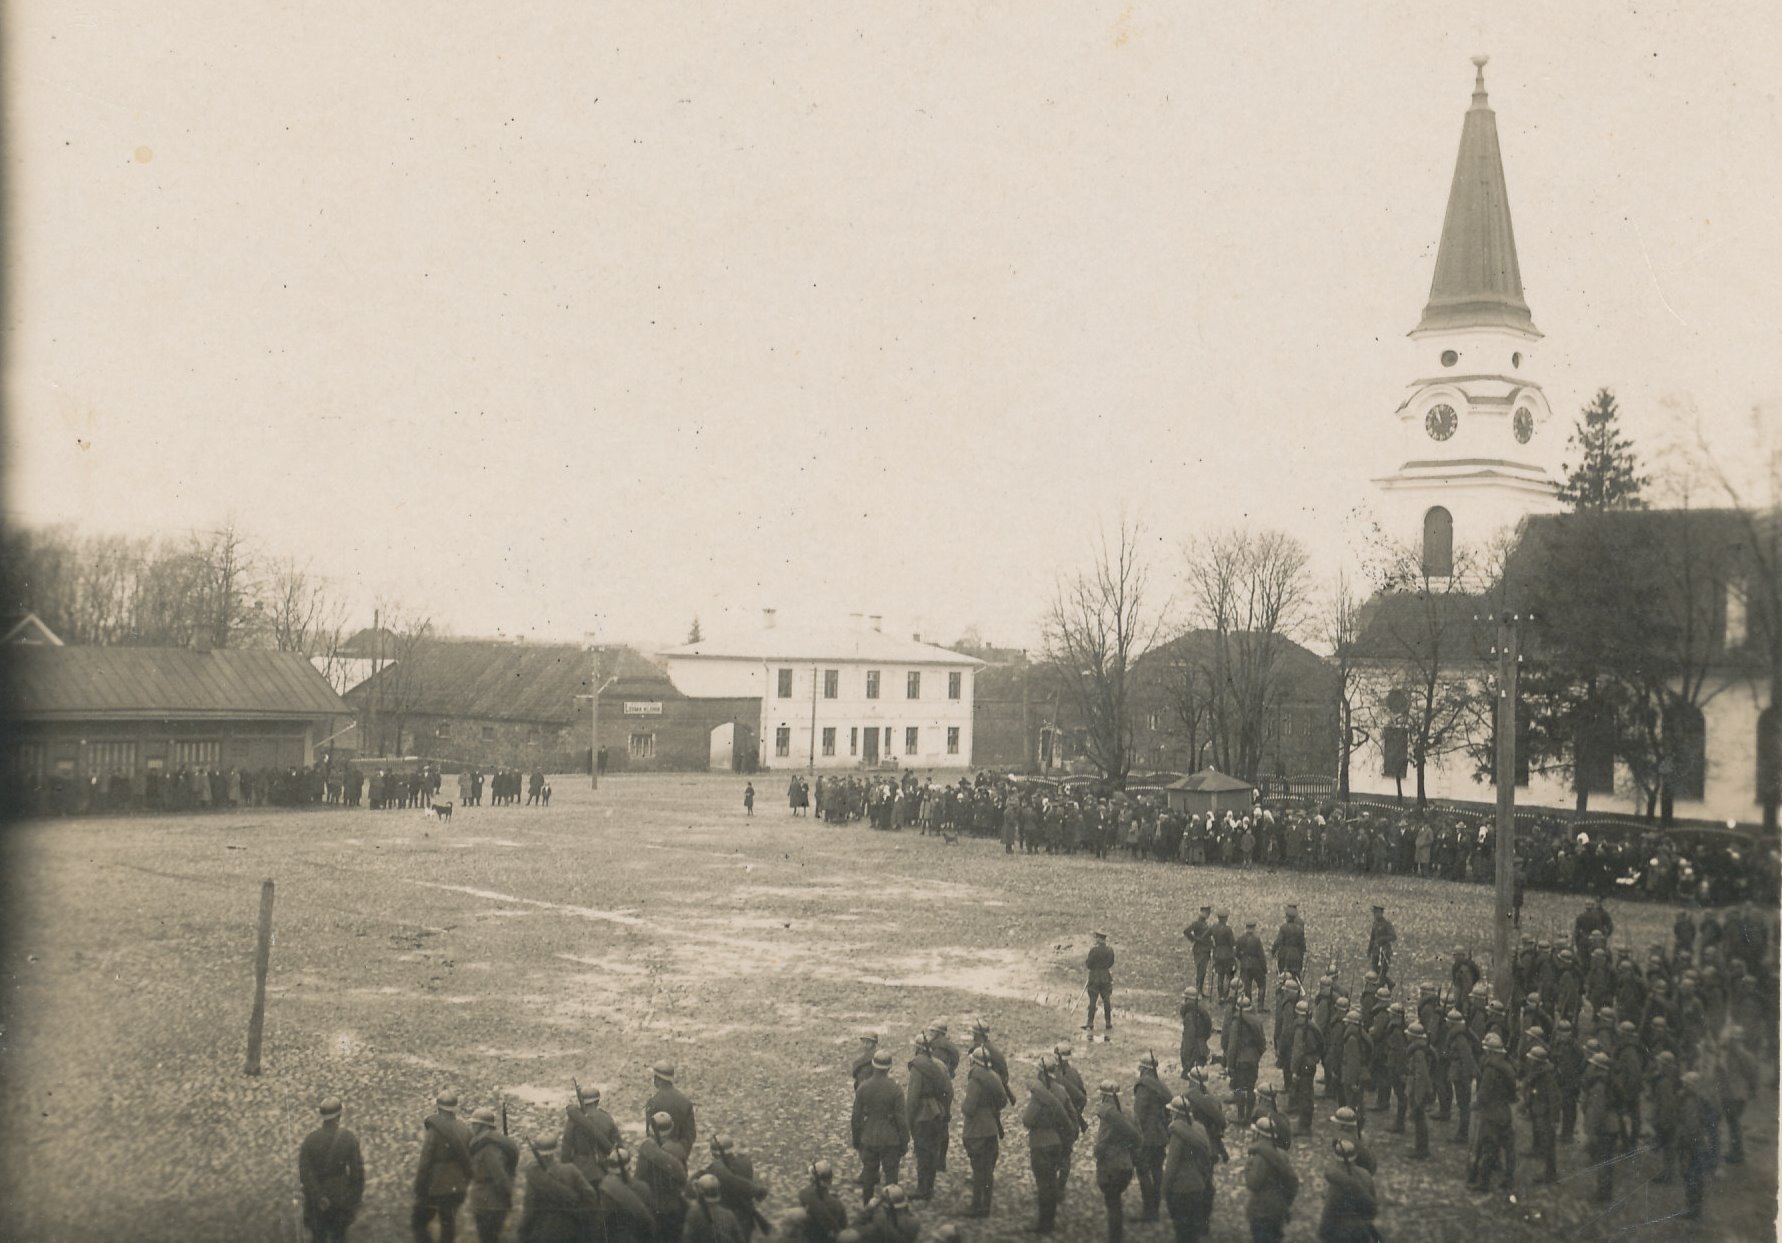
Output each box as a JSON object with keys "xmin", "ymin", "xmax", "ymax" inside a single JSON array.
[{"xmin": 1415, "ymin": 58, "xmax": 1539, "ymax": 337}]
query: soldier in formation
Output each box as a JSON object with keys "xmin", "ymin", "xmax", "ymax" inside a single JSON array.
[{"xmin": 302, "ymin": 894, "xmax": 1769, "ymax": 1240}]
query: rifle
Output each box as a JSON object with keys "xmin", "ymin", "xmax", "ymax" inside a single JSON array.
[
  {"xmin": 573, "ymin": 1077, "xmax": 583, "ymax": 1106},
  {"xmin": 500, "ymin": 1096, "xmax": 509, "ymax": 1138},
  {"xmin": 528, "ymin": 1139, "xmax": 547, "ymax": 1170}
]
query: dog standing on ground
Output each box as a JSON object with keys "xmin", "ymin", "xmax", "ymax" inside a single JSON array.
[{"xmin": 430, "ymin": 801, "xmax": 454, "ymax": 822}]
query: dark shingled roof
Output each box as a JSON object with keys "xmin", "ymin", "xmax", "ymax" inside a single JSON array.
[
  {"xmin": 346, "ymin": 641, "xmax": 665, "ymax": 725},
  {"xmin": 1134, "ymin": 630, "xmax": 1339, "ymax": 701},
  {"xmin": 1350, "ymin": 589, "xmax": 1494, "ymax": 664},
  {"xmin": 3, "ymin": 646, "xmax": 347, "ymax": 720}
]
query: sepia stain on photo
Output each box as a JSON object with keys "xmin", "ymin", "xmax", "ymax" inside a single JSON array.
[{"xmin": 0, "ymin": 5, "xmax": 1776, "ymax": 1242}]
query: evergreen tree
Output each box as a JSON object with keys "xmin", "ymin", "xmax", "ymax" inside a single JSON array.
[
  {"xmin": 1557, "ymin": 388, "xmax": 1648, "ymax": 512},
  {"xmin": 686, "ymin": 616, "xmax": 703, "ymax": 643}
]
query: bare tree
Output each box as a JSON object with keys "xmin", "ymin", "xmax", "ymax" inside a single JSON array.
[
  {"xmin": 1363, "ymin": 534, "xmax": 1490, "ymax": 807},
  {"xmin": 1176, "ymin": 528, "xmax": 1314, "ymax": 783},
  {"xmin": 364, "ymin": 603, "xmax": 433, "ymax": 757},
  {"xmin": 1042, "ymin": 518, "xmax": 1167, "ymax": 785},
  {"xmin": 1324, "ymin": 571, "xmax": 1372, "ymax": 800},
  {"xmin": 191, "ymin": 522, "xmax": 262, "ymax": 649}
]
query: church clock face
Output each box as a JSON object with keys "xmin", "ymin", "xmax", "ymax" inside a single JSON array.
[
  {"xmin": 1425, "ymin": 403, "xmax": 1458, "ymax": 442},
  {"xmin": 1514, "ymin": 406, "xmax": 1534, "ymax": 444}
]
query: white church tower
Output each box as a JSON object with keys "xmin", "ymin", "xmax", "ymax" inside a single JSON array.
[{"xmin": 1374, "ymin": 57, "xmax": 1561, "ymax": 575}]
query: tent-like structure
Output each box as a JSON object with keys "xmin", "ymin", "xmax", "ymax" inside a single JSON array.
[{"xmin": 1165, "ymin": 768, "xmax": 1257, "ymax": 818}]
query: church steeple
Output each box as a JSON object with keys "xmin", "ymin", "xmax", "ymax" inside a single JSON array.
[
  {"xmin": 1374, "ymin": 56, "xmax": 1561, "ymax": 576},
  {"xmin": 1415, "ymin": 56, "xmax": 1538, "ymax": 337}
]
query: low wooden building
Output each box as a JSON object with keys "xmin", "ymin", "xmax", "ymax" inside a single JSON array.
[{"xmin": 2, "ymin": 644, "xmax": 349, "ymax": 812}]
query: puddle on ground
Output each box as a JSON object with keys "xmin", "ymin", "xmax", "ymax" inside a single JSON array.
[{"xmin": 852, "ymin": 947, "xmax": 1051, "ymax": 1001}]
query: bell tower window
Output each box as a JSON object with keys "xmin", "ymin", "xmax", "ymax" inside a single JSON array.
[{"xmin": 1422, "ymin": 506, "xmax": 1454, "ymax": 577}]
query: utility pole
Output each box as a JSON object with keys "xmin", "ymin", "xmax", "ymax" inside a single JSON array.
[
  {"xmin": 1020, "ymin": 654, "xmax": 1031, "ymax": 775},
  {"xmin": 369, "ymin": 608, "xmax": 381, "ymax": 757},
  {"xmin": 1490, "ymin": 612, "xmax": 1525, "ymax": 1001},
  {"xmin": 590, "ymin": 644, "xmax": 603, "ymax": 791}
]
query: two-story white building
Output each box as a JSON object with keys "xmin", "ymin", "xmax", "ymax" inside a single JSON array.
[{"xmin": 661, "ymin": 611, "xmax": 981, "ymax": 771}]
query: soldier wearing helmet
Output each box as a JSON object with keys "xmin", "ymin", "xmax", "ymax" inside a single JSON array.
[
  {"xmin": 1468, "ymin": 1031, "xmax": 1518, "ymax": 1191},
  {"xmin": 1319, "ymin": 1137, "xmax": 1378, "ymax": 1243},
  {"xmin": 517, "ymin": 1133, "xmax": 603, "ymax": 1243},
  {"xmin": 1131, "ymin": 1052, "xmax": 1170, "ymax": 1224},
  {"xmin": 851, "ymin": 1048, "xmax": 909, "ymax": 1207},
  {"xmin": 959, "ymin": 1045, "xmax": 1009, "ymax": 1219},
  {"xmin": 797, "ymin": 1159, "xmax": 848, "ymax": 1241}
]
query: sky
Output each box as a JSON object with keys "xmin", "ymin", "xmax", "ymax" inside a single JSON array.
[{"xmin": 6, "ymin": 2, "xmax": 1780, "ymax": 650}]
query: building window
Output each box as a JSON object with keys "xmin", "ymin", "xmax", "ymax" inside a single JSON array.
[
  {"xmin": 171, "ymin": 740, "xmax": 221, "ymax": 769},
  {"xmin": 1663, "ymin": 702, "xmax": 1707, "ymax": 803},
  {"xmin": 1147, "ymin": 711, "xmax": 1159, "ymax": 732},
  {"xmin": 1577, "ymin": 703, "xmax": 1616, "ymax": 796},
  {"xmin": 1422, "ymin": 506, "xmax": 1454, "ymax": 577},
  {"xmin": 527, "ymin": 726, "xmax": 540, "ymax": 745},
  {"xmin": 777, "ymin": 668, "xmax": 794, "ymax": 698},
  {"xmin": 822, "ymin": 727, "xmax": 836, "ymax": 757},
  {"xmin": 628, "ymin": 733, "xmax": 656, "ymax": 760},
  {"xmin": 1725, "ymin": 581, "xmax": 1748, "ymax": 650},
  {"xmin": 1381, "ymin": 726, "xmax": 1408, "ymax": 780},
  {"xmin": 435, "ymin": 721, "xmax": 451, "ymax": 739},
  {"xmin": 947, "ymin": 727, "xmax": 960, "ymax": 755},
  {"xmin": 948, "ymin": 671, "xmax": 962, "ymax": 700},
  {"xmin": 850, "ymin": 727, "xmax": 859, "ymax": 756},
  {"xmin": 866, "ymin": 670, "xmax": 880, "ymax": 699},
  {"xmin": 482, "ymin": 725, "xmax": 496, "ymax": 742},
  {"xmin": 824, "ymin": 669, "xmax": 839, "ymax": 699},
  {"xmin": 82, "ymin": 740, "xmax": 139, "ymax": 777},
  {"xmin": 907, "ymin": 671, "xmax": 921, "ymax": 699},
  {"xmin": 905, "ymin": 727, "xmax": 919, "ymax": 755},
  {"xmin": 775, "ymin": 726, "xmax": 791, "ymax": 758}
]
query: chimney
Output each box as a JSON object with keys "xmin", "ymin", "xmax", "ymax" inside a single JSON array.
[
  {"xmin": 762, "ymin": 608, "xmax": 778, "ymax": 630},
  {"xmin": 869, "ymin": 614, "xmax": 882, "ymax": 633}
]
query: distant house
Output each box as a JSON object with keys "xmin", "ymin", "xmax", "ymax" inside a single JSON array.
[
  {"xmin": 342, "ymin": 639, "xmax": 758, "ymax": 772},
  {"xmin": 660, "ymin": 611, "xmax": 981, "ymax": 771},
  {"xmin": 1128, "ymin": 631, "xmax": 1339, "ymax": 785},
  {"xmin": 2, "ymin": 645, "xmax": 347, "ymax": 803}
]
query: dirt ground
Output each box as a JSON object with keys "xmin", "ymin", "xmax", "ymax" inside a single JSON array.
[{"xmin": 0, "ymin": 774, "xmax": 1773, "ymax": 1242}]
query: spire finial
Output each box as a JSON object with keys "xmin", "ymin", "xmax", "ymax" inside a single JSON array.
[{"xmin": 1471, "ymin": 55, "xmax": 1490, "ymax": 106}]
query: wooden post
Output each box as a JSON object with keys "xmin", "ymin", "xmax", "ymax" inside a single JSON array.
[
  {"xmin": 590, "ymin": 646, "xmax": 602, "ymax": 791},
  {"xmin": 1492, "ymin": 615, "xmax": 1521, "ymax": 1002},
  {"xmin": 245, "ymin": 878, "xmax": 275, "ymax": 1076}
]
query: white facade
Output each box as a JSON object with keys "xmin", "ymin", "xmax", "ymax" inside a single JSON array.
[
  {"xmin": 1372, "ymin": 325, "xmax": 1563, "ymax": 560},
  {"xmin": 1349, "ymin": 662, "xmax": 1771, "ymax": 825},
  {"xmin": 662, "ymin": 619, "xmax": 979, "ymax": 771}
]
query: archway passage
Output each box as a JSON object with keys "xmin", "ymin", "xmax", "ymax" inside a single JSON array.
[{"xmin": 708, "ymin": 722, "xmax": 734, "ymax": 772}]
